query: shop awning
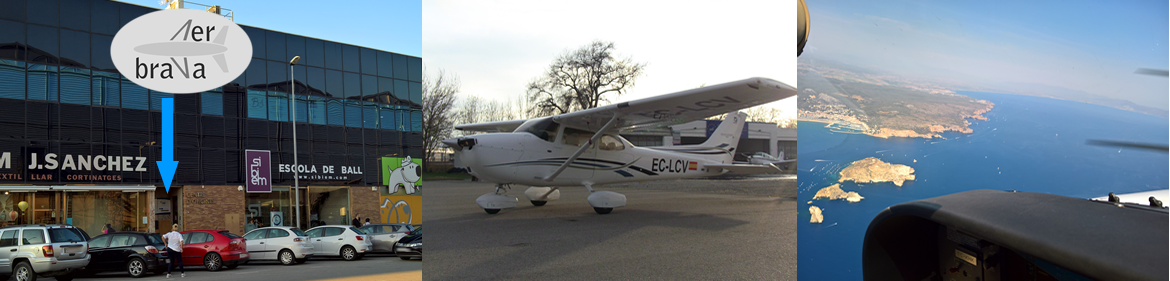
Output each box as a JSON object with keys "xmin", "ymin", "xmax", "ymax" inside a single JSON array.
[{"xmin": 0, "ymin": 186, "xmax": 52, "ymax": 192}]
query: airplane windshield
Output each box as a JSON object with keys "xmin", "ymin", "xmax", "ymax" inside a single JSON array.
[{"xmin": 515, "ymin": 117, "xmax": 559, "ymax": 142}]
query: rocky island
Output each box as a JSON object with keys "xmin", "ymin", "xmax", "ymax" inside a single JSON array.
[
  {"xmin": 838, "ymin": 157, "xmax": 916, "ymax": 187},
  {"xmin": 797, "ymin": 61, "xmax": 994, "ymax": 139},
  {"xmin": 813, "ymin": 184, "xmax": 864, "ymax": 203},
  {"xmin": 809, "ymin": 206, "xmax": 823, "ymax": 223}
]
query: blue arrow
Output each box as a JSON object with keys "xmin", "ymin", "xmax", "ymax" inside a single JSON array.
[{"xmin": 157, "ymin": 98, "xmax": 178, "ymax": 193}]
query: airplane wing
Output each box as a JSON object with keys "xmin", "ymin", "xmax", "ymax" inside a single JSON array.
[
  {"xmin": 454, "ymin": 119, "xmax": 528, "ymax": 133},
  {"xmin": 706, "ymin": 163, "xmax": 782, "ymax": 174},
  {"xmin": 1091, "ymin": 189, "xmax": 1169, "ymax": 206},
  {"xmin": 552, "ymin": 77, "xmax": 795, "ymax": 132}
]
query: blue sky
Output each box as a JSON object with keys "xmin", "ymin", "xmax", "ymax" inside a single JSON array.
[
  {"xmin": 802, "ymin": 0, "xmax": 1168, "ymax": 109},
  {"xmin": 118, "ymin": 0, "xmax": 421, "ymax": 57}
]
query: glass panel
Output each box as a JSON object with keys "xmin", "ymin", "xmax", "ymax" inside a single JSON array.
[
  {"xmin": 243, "ymin": 26, "xmax": 264, "ymax": 59},
  {"xmin": 0, "ymin": 19, "xmax": 25, "ymax": 61},
  {"xmin": 323, "ymin": 41, "xmax": 342, "ymax": 70},
  {"xmin": 308, "ymin": 96, "xmax": 326, "ymax": 125},
  {"xmin": 360, "ymin": 48, "xmax": 376, "ymax": 74},
  {"xmin": 326, "ymin": 98, "xmax": 343, "ymax": 126},
  {"xmin": 305, "ymin": 228, "xmax": 321, "ymax": 238},
  {"xmin": 149, "ymin": 91, "xmax": 173, "ymax": 110},
  {"xmin": 90, "ymin": 0, "xmax": 118, "ymax": 35},
  {"xmin": 0, "ymin": 60, "xmax": 25, "ymax": 99},
  {"xmin": 246, "ymin": 89, "xmax": 267, "ymax": 119},
  {"xmin": 245, "ymin": 188, "xmax": 291, "ymax": 231},
  {"xmin": 109, "ymin": 234, "xmax": 132, "ymax": 247},
  {"xmin": 377, "ymin": 52, "xmax": 393, "ymax": 78},
  {"xmin": 305, "ymin": 66, "xmax": 325, "ymax": 96},
  {"xmin": 267, "ymin": 60, "xmax": 287, "ymax": 87},
  {"xmin": 269, "ymin": 229, "xmax": 289, "ymax": 238},
  {"xmin": 345, "ymin": 100, "xmax": 361, "ymax": 127},
  {"xmin": 265, "ymin": 30, "xmax": 285, "ymax": 62},
  {"xmin": 60, "ymin": 30, "xmax": 88, "ymax": 68},
  {"xmin": 363, "ymin": 101, "xmax": 377, "ymax": 129},
  {"xmin": 267, "ymin": 91, "xmax": 289, "ymax": 122},
  {"xmin": 343, "ymin": 72, "xmax": 359, "ymax": 98},
  {"xmin": 245, "ymin": 58, "xmax": 266, "ymax": 88},
  {"xmin": 290, "ymin": 228, "xmax": 306, "ymax": 237},
  {"xmin": 90, "ymin": 34, "xmax": 114, "ymax": 71},
  {"xmin": 242, "ymin": 229, "xmax": 265, "ymax": 240},
  {"xmin": 294, "ymin": 95, "xmax": 308, "ymax": 122},
  {"xmin": 325, "ymin": 69, "xmax": 342, "ymax": 97},
  {"xmin": 27, "ymin": 0, "xmax": 60, "ymax": 27},
  {"xmin": 21, "ymin": 229, "xmax": 45, "ymax": 245},
  {"xmin": 308, "ymin": 186, "xmax": 350, "ymax": 226},
  {"xmin": 323, "ymin": 227, "xmax": 341, "ymax": 237},
  {"xmin": 88, "ymin": 235, "xmax": 109, "ymax": 248},
  {"xmin": 66, "ymin": 191, "xmax": 147, "ymax": 235},
  {"xmin": 27, "ymin": 64, "xmax": 58, "ymax": 101},
  {"xmin": 286, "ymin": 35, "xmax": 305, "ymax": 65},
  {"xmin": 378, "ymin": 104, "xmax": 394, "ymax": 130},
  {"xmin": 60, "ymin": 0, "xmax": 89, "ymax": 32},
  {"xmin": 202, "ymin": 92, "xmax": 223, "ymax": 115},
  {"xmin": 121, "ymin": 77, "xmax": 148, "ymax": 110},
  {"xmin": 91, "ymin": 70, "xmax": 119, "ymax": 106},
  {"xmin": 392, "ymin": 54, "xmax": 408, "ymax": 80},
  {"xmin": 118, "ymin": 4, "xmax": 149, "ymax": 30},
  {"xmin": 411, "ymin": 110, "xmax": 422, "ymax": 132},
  {"xmin": 304, "ymin": 38, "xmax": 323, "ymax": 68},
  {"xmin": 0, "ymin": 0, "xmax": 25, "ymax": 22},
  {"xmin": 396, "ymin": 108, "xmax": 409, "ymax": 132},
  {"xmin": 342, "ymin": 45, "xmax": 359, "ymax": 73},
  {"xmin": 361, "ymin": 74, "xmax": 377, "ymax": 98},
  {"xmin": 377, "ymin": 77, "xmax": 396, "ymax": 104},
  {"xmin": 27, "ymin": 25, "xmax": 58, "ymax": 65},
  {"xmin": 60, "ymin": 67, "xmax": 89, "ymax": 105},
  {"xmin": 409, "ymin": 81, "xmax": 421, "ymax": 106},
  {"xmin": 0, "ymin": 192, "xmax": 31, "ymax": 227},
  {"xmin": 408, "ymin": 56, "xmax": 421, "ymax": 82}
]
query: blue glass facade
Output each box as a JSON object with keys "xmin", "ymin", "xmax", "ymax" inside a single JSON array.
[{"xmin": 0, "ymin": 0, "xmax": 422, "ymax": 187}]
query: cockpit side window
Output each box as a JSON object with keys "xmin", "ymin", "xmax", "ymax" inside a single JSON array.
[
  {"xmin": 562, "ymin": 127, "xmax": 594, "ymax": 147},
  {"xmin": 515, "ymin": 117, "xmax": 560, "ymax": 142},
  {"xmin": 599, "ymin": 135, "xmax": 625, "ymax": 151}
]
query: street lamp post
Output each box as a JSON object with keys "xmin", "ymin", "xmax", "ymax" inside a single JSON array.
[{"xmin": 289, "ymin": 56, "xmax": 301, "ymax": 229}]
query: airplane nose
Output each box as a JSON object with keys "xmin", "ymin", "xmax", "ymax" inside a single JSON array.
[{"xmin": 442, "ymin": 138, "xmax": 461, "ymax": 150}]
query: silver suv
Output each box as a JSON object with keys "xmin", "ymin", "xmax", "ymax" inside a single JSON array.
[{"xmin": 0, "ymin": 225, "xmax": 90, "ymax": 281}]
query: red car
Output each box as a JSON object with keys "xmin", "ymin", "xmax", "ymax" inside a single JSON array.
[{"xmin": 179, "ymin": 230, "xmax": 250, "ymax": 271}]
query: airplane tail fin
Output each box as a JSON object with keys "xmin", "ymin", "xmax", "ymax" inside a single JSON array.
[{"xmin": 696, "ymin": 111, "xmax": 747, "ymax": 163}]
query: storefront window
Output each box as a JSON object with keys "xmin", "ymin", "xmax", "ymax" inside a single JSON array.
[
  {"xmin": 308, "ymin": 186, "xmax": 350, "ymax": 227},
  {"xmin": 67, "ymin": 191, "xmax": 148, "ymax": 236},
  {"xmin": 245, "ymin": 187, "xmax": 293, "ymax": 233},
  {"xmin": 0, "ymin": 192, "xmax": 32, "ymax": 227}
]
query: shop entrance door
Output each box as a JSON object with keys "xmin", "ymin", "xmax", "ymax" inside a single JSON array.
[{"xmin": 30, "ymin": 191, "xmax": 60, "ymax": 225}]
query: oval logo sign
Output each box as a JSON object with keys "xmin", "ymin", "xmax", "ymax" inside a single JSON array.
[{"xmin": 111, "ymin": 9, "xmax": 252, "ymax": 94}]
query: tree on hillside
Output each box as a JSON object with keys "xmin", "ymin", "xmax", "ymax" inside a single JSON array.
[
  {"xmin": 422, "ymin": 68, "xmax": 460, "ymax": 168},
  {"xmin": 526, "ymin": 41, "xmax": 646, "ymax": 117}
]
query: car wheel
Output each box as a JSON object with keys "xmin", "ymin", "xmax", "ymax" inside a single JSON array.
[
  {"xmin": 340, "ymin": 246, "xmax": 357, "ymax": 261},
  {"xmin": 400, "ymin": 256, "xmax": 411, "ymax": 260},
  {"xmin": 279, "ymin": 250, "xmax": 296, "ymax": 265},
  {"xmin": 12, "ymin": 261, "xmax": 35, "ymax": 281},
  {"xmin": 204, "ymin": 253, "xmax": 223, "ymax": 271},
  {"xmin": 126, "ymin": 257, "xmax": 146, "ymax": 278}
]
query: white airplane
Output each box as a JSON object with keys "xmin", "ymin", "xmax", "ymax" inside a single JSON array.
[
  {"xmin": 741, "ymin": 151, "xmax": 796, "ymax": 166},
  {"xmin": 442, "ymin": 77, "xmax": 796, "ymax": 214}
]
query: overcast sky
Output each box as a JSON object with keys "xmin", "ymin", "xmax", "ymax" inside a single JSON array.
[
  {"xmin": 802, "ymin": 0, "xmax": 1169, "ymax": 110},
  {"xmin": 423, "ymin": 0, "xmax": 797, "ymax": 120}
]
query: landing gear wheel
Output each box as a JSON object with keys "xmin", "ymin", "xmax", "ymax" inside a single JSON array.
[
  {"xmin": 594, "ymin": 207, "xmax": 613, "ymax": 214},
  {"xmin": 204, "ymin": 253, "xmax": 223, "ymax": 271},
  {"xmin": 279, "ymin": 250, "xmax": 296, "ymax": 265},
  {"xmin": 531, "ymin": 200, "xmax": 547, "ymax": 206},
  {"xmin": 12, "ymin": 261, "xmax": 34, "ymax": 281},
  {"xmin": 484, "ymin": 208, "xmax": 500, "ymax": 214},
  {"xmin": 341, "ymin": 246, "xmax": 358, "ymax": 261},
  {"xmin": 127, "ymin": 257, "xmax": 146, "ymax": 278}
]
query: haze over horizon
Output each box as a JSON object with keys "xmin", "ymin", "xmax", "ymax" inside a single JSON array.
[{"xmin": 801, "ymin": 0, "xmax": 1168, "ymax": 112}]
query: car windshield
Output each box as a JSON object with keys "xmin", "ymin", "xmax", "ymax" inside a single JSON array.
[{"xmin": 218, "ymin": 231, "xmax": 240, "ymax": 239}]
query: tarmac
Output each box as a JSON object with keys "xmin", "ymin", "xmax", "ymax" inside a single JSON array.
[{"xmin": 423, "ymin": 176, "xmax": 797, "ymax": 280}]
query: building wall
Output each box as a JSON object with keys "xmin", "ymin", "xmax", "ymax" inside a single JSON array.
[
  {"xmin": 181, "ymin": 185, "xmax": 245, "ymax": 233},
  {"xmin": 350, "ymin": 186, "xmax": 382, "ymax": 225}
]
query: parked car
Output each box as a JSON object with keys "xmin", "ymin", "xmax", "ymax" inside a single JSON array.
[
  {"xmin": 179, "ymin": 230, "xmax": 249, "ymax": 271},
  {"xmin": 393, "ymin": 226, "xmax": 421, "ymax": 260},
  {"xmin": 0, "ymin": 224, "xmax": 90, "ymax": 281},
  {"xmin": 82, "ymin": 232, "xmax": 168, "ymax": 278},
  {"xmin": 241, "ymin": 227, "xmax": 314, "ymax": 265},
  {"xmin": 357, "ymin": 223, "xmax": 414, "ymax": 254},
  {"xmin": 304, "ymin": 225, "xmax": 372, "ymax": 261}
]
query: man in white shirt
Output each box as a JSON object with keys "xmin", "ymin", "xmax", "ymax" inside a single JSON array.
[{"xmin": 162, "ymin": 224, "xmax": 185, "ymax": 278}]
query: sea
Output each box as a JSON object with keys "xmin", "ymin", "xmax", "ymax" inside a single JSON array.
[{"xmin": 797, "ymin": 91, "xmax": 1169, "ymax": 280}]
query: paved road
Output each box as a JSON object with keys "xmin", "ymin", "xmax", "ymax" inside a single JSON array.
[
  {"xmin": 424, "ymin": 177, "xmax": 797, "ymax": 280},
  {"xmin": 16, "ymin": 254, "xmax": 420, "ymax": 281}
]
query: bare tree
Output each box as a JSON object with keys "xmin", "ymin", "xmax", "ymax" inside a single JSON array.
[
  {"xmin": 526, "ymin": 41, "xmax": 646, "ymax": 117},
  {"xmin": 422, "ymin": 68, "xmax": 460, "ymax": 168}
]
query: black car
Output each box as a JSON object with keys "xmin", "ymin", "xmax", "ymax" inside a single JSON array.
[
  {"xmin": 82, "ymin": 232, "xmax": 168, "ymax": 278},
  {"xmin": 393, "ymin": 227, "xmax": 421, "ymax": 260}
]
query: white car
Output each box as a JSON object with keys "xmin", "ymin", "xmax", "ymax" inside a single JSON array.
[
  {"xmin": 304, "ymin": 225, "xmax": 372, "ymax": 261},
  {"xmin": 241, "ymin": 227, "xmax": 314, "ymax": 265}
]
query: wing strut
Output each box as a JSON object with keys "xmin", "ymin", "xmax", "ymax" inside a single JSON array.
[{"xmin": 543, "ymin": 114, "xmax": 623, "ymax": 182}]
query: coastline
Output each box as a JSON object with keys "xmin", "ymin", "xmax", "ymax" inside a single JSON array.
[{"xmin": 798, "ymin": 92, "xmax": 996, "ymax": 140}]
